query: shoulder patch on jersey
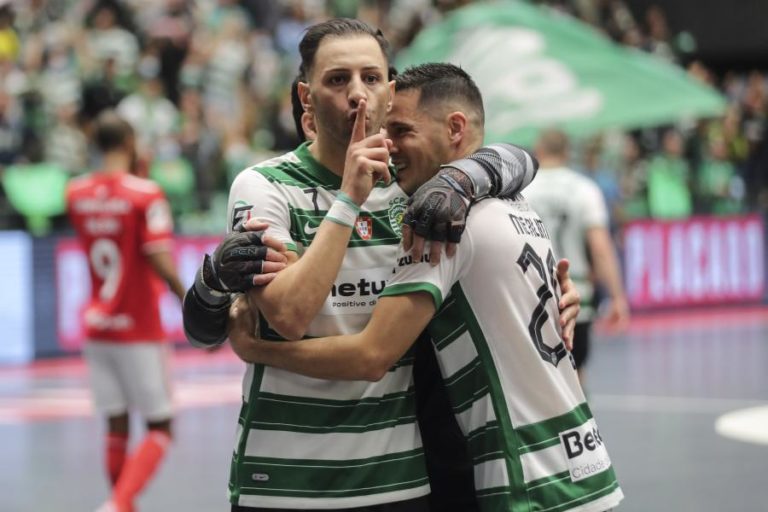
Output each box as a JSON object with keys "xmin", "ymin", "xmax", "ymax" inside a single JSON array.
[{"xmin": 232, "ymin": 201, "xmax": 253, "ymax": 231}]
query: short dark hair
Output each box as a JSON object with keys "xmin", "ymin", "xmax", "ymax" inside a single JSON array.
[
  {"xmin": 395, "ymin": 63, "xmax": 485, "ymax": 125},
  {"xmin": 290, "ymin": 73, "xmax": 306, "ymax": 142},
  {"xmin": 299, "ymin": 18, "xmax": 390, "ymax": 78},
  {"xmin": 536, "ymin": 128, "xmax": 569, "ymax": 158},
  {"xmin": 93, "ymin": 110, "xmax": 134, "ymax": 152}
]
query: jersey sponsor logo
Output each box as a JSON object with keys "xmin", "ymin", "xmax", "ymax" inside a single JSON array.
[
  {"xmin": 232, "ymin": 201, "xmax": 253, "ymax": 231},
  {"xmin": 72, "ymin": 197, "xmax": 131, "ymax": 215},
  {"xmin": 388, "ymin": 197, "xmax": 406, "ymax": 238},
  {"xmin": 303, "ymin": 221, "xmax": 319, "ymax": 235},
  {"xmin": 355, "ymin": 216, "xmax": 373, "ymax": 240},
  {"xmin": 329, "ymin": 277, "xmax": 386, "ymax": 310},
  {"xmin": 84, "ymin": 216, "xmax": 122, "ymax": 236},
  {"xmin": 330, "ymin": 277, "xmax": 386, "ymax": 297},
  {"xmin": 397, "ymin": 253, "xmax": 431, "ymax": 267},
  {"xmin": 559, "ymin": 421, "xmax": 612, "ymax": 482},
  {"xmin": 84, "ymin": 309, "xmax": 134, "ymax": 331},
  {"xmin": 321, "ymin": 267, "xmax": 393, "ymax": 314}
]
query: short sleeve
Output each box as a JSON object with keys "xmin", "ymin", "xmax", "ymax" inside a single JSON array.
[
  {"xmin": 228, "ymin": 168, "xmax": 297, "ymax": 252},
  {"xmin": 379, "ymin": 236, "xmax": 473, "ymax": 310},
  {"xmin": 140, "ymin": 189, "xmax": 174, "ymax": 254},
  {"xmin": 580, "ymin": 180, "xmax": 609, "ymax": 229}
]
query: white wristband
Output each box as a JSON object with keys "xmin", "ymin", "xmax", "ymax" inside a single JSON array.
[{"xmin": 326, "ymin": 192, "xmax": 360, "ymax": 228}]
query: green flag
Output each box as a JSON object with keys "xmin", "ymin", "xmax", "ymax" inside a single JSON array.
[{"xmin": 397, "ymin": 1, "xmax": 726, "ymax": 146}]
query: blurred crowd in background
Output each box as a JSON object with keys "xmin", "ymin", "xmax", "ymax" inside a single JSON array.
[{"xmin": 0, "ymin": 0, "xmax": 765, "ymax": 238}]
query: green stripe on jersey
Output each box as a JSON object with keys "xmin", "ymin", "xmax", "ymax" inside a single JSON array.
[
  {"xmin": 235, "ymin": 448, "xmax": 427, "ymax": 498},
  {"xmin": 525, "ymin": 472, "xmax": 621, "ymax": 512},
  {"xmin": 516, "ymin": 402, "xmax": 592, "ymax": 454},
  {"xmin": 476, "ymin": 488, "xmax": 521, "ymax": 512},
  {"xmin": 379, "ymin": 282, "xmax": 443, "ymax": 309},
  {"xmin": 254, "ymin": 142, "xmax": 396, "ymax": 191},
  {"xmin": 249, "ymin": 389, "xmax": 416, "ymax": 433},
  {"xmin": 254, "ymin": 143, "xmax": 340, "ymax": 189}
]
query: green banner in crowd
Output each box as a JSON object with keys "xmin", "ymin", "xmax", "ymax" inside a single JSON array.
[{"xmin": 396, "ymin": 1, "xmax": 726, "ymax": 146}]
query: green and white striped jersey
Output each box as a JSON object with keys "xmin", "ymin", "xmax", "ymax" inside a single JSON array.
[
  {"xmin": 226, "ymin": 142, "xmax": 428, "ymax": 509},
  {"xmin": 380, "ymin": 197, "xmax": 623, "ymax": 512}
]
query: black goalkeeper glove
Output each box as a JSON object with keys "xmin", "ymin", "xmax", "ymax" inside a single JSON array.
[
  {"xmin": 401, "ymin": 169, "xmax": 473, "ymax": 244},
  {"xmin": 402, "ymin": 143, "xmax": 539, "ymax": 250},
  {"xmin": 201, "ymin": 231, "xmax": 272, "ymax": 293}
]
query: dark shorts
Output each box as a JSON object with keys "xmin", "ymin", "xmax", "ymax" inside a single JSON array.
[
  {"xmin": 231, "ymin": 495, "xmax": 429, "ymax": 512},
  {"xmin": 571, "ymin": 322, "xmax": 592, "ymax": 369},
  {"xmin": 413, "ymin": 333, "xmax": 480, "ymax": 512}
]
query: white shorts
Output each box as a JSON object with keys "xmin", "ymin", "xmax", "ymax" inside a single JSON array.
[{"xmin": 83, "ymin": 341, "xmax": 173, "ymax": 422}]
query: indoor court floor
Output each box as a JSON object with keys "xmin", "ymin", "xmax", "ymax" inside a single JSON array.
[{"xmin": 1, "ymin": 306, "xmax": 767, "ymax": 512}]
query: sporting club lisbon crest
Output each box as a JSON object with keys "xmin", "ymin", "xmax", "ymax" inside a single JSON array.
[{"xmin": 388, "ymin": 197, "xmax": 407, "ymax": 237}]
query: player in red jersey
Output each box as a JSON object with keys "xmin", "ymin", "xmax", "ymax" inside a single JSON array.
[{"xmin": 66, "ymin": 110, "xmax": 185, "ymax": 512}]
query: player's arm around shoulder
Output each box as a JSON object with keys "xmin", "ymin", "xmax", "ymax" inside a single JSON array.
[{"xmin": 228, "ymin": 291, "xmax": 435, "ymax": 381}]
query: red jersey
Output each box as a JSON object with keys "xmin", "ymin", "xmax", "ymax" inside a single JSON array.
[{"xmin": 66, "ymin": 171, "xmax": 174, "ymax": 343}]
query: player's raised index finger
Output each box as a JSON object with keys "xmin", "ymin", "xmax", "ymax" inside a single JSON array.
[{"xmin": 350, "ymin": 99, "xmax": 367, "ymax": 143}]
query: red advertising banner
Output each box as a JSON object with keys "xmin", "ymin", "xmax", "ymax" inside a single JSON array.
[
  {"xmin": 624, "ymin": 215, "xmax": 765, "ymax": 309},
  {"xmin": 56, "ymin": 236, "xmax": 220, "ymax": 352}
]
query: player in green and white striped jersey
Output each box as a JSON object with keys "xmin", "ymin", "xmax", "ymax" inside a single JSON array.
[
  {"xmin": 228, "ymin": 63, "xmax": 623, "ymax": 512},
  {"xmin": 183, "ymin": 19, "xmax": 568, "ymax": 512},
  {"xmin": 222, "ymin": 20, "xmax": 427, "ymax": 510}
]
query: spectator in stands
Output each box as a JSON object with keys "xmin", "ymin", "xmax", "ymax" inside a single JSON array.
[
  {"xmin": 200, "ymin": 13, "xmax": 251, "ymax": 124},
  {"xmin": 0, "ymin": 4, "xmax": 19, "ymax": 62},
  {"xmin": 580, "ymin": 135, "xmax": 622, "ymax": 238},
  {"xmin": 0, "ymin": 89, "xmax": 24, "ymax": 165},
  {"xmin": 116, "ymin": 49, "xmax": 180, "ymax": 163},
  {"xmin": 35, "ymin": 23, "xmax": 81, "ymax": 115},
  {"xmin": 698, "ymin": 135, "xmax": 743, "ymax": 215},
  {"xmin": 143, "ymin": 0, "xmax": 195, "ymax": 105},
  {"xmin": 45, "ymin": 101, "xmax": 87, "ymax": 175},
  {"xmin": 618, "ymin": 133, "xmax": 649, "ymax": 221},
  {"xmin": 80, "ymin": 56, "xmax": 126, "ymax": 127},
  {"xmin": 178, "ymin": 85, "xmax": 223, "ymax": 211},
  {"xmin": 647, "ymin": 128, "xmax": 692, "ymax": 219},
  {"xmin": 81, "ymin": 2, "xmax": 140, "ymax": 90}
]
